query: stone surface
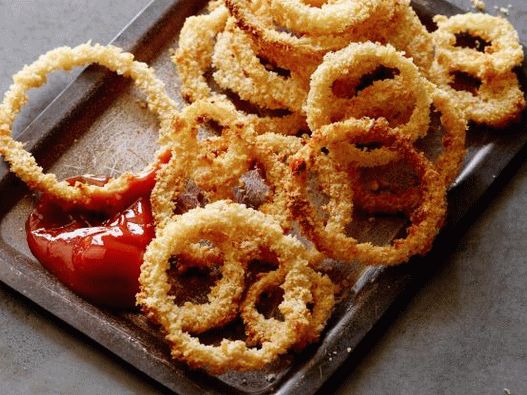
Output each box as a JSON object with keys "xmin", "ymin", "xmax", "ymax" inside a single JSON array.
[{"xmin": 0, "ymin": 1, "xmax": 526, "ymax": 394}]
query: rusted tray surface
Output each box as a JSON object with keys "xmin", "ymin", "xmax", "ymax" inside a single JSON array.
[{"xmin": 0, "ymin": 0, "xmax": 526, "ymax": 394}]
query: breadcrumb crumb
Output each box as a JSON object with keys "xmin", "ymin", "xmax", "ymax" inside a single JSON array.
[{"xmin": 470, "ymin": 0, "xmax": 486, "ymax": 12}]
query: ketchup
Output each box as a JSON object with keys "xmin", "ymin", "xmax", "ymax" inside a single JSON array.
[{"xmin": 25, "ymin": 161, "xmax": 166, "ymax": 309}]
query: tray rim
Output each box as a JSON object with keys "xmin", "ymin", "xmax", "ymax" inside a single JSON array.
[{"xmin": 0, "ymin": 0, "xmax": 526, "ymax": 394}]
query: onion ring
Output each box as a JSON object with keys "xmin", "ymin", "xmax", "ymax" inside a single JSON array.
[
  {"xmin": 249, "ymin": 133, "xmax": 303, "ymax": 229},
  {"xmin": 224, "ymin": 0, "xmax": 386, "ymax": 76},
  {"xmin": 306, "ymin": 41, "xmax": 433, "ymax": 140},
  {"xmin": 212, "ymin": 20, "xmax": 307, "ymax": 112},
  {"xmin": 0, "ymin": 43, "xmax": 177, "ymax": 211},
  {"xmin": 347, "ymin": 87, "xmax": 467, "ymax": 215},
  {"xmin": 289, "ymin": 118, "xmax": 447, "ymax": 265},
  {"xmin": 433, "ymin": 13, "xmax": 523, "ymax": 77},
  {"xmin": 173, "ymin": 5, "xmax": 230, "ymax": 102},
  {"xmin": 173, "ymin": 6, "xmax": 307, "ymax": 135},
  {"xmin": 137, "ymin": 201, "xmax": 315, "ymax": 373},
  {"xmin": 269, "ymin": 0, "xmax": 392, "ymax": 35},
  {"xmin": 152, "ymin": 99, "xmax": 253, "ymax": 227},
  {"xmin": 430, "ymin": 61, "xmax": 526, "ymax": 128},
  {"xmin": 169, "ymin": 246, "xmax": 246, "ymax": 334},
  {"xmin": 242, "ymin": 266, "xmax": 334, "ymax": 348},
  {"xmin": 380, "ymin": 2, "xmax": 435, "ymax": 76}
]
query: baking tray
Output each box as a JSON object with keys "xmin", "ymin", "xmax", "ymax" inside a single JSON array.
[{"xmin": 0, "ymin": 0, "xmax": 526, "ymax": 393}]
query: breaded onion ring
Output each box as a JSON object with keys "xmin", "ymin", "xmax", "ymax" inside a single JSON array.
[
  {"xmin": 290, "ymin": 119, "xmax": 447, "ymax": 265},
  {"xmin": 269, "ymin": 0, "xmax": 392, "ymax": 35},
  {"xmin": 224, "ymin": 0, "xmax": 385, "ymax": 76},
  {"xmin": 379, "ymin": 2, "xmax": 435, "ymax": 76},
  {"xmin": 212, "ymin": 20, "xmax": 307, "ymax": 112},
  {"xmin": 152, "ymin": 99, "xmax": 253, "ymax": 226},
  {"xmin": 0, "ymin": 43, "xmax": 177, "ymax": 210},
  {"xmin": 306, "ymin": 41, "xmax": 433, "ymax": 140},
  {"xmin": 340, "ymin": 86, "xmax": 467, "ymax": 180},
  {"xmin": 242, "ymin": 266, "xmax": 334, "ymax": 348},
  {"xmin": 430, "ymin": 61, "xmax": 526, "ymax": 128},
  {"xmin": 433, "ymin": 13, "xmax": 523, "ymax": 77},
  {"xmin": 174, "ymin": 6, "xmax": 307, "ymax": 135},
  {"xmin": 249, "ymin": 133, "xmax": 303, "ymax": 229},
  {"xmin": 173, "ymin": 5, "xmax": 230, "ymax": 102},
  {"xmin": 347, "ymin": 87, "xmax": 467, "ymax": 215},
  {"xmin": 171, "ymin": 246, "xmax": 246, "ymax": 334},
  {"xmin": 137, "ymin": 201, "xmax": 315, "ymax": 373}
]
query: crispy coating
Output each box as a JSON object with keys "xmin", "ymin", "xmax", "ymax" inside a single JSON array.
[
  {"xmin": 289, "ymin": 119, "xmax": 447, "ymax": 265},
  {"xmin": 0, "ymin": 43, "xmax": 177, "ymax": 210},
  {"xmin": 345, "ymin": 87, "xmax": 467, "ymax": 215},
  {"xmin": 173, "ymin": 5, "xmax": 230, "ymax": 102},
  {"xmin": 306, "ymin": 42, "xmax": 433, "ymax": 141},
  {"xmin": 433, "ymin": 13, "xmax": 523, "ymax": 78},
  {"xmin": 212, "ymin": 20, "xmax": 308, "ymax": 112},
  {"xmin": 137, "ymin": 201, "xmax": 326, "ymax": 373},
  {"xmin": 242, "ymin": 266, "xmax": 335, "ymax": 348},
  {"xmin": 430, "ymin": 61, "xmax": 526, "ymax": 128},
  {"xmin": 250, "ymin": 133, "xmax": 303, "ymax": 228},
  {"xmin": 152, "ymin": 99, "xmax": 253, "ymax": 227},
  {"xmin": 379, "ymin": 1, "xmax": 435, "ymax": 76},
  {"xmin": 269, "ymin": 0, "xmax": 392, "ymax": 35},
  {"xmin": 173, "ymin": 5, "xmax": 307, "ymax": 135}
]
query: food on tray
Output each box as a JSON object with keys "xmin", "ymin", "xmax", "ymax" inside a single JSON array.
[
  {"xmin": 0, "ymin": 0, "xmax": 525, "ymax": 374},
  {"xmin": 26, "ymin": 175, "xmax": 156, "ymax": 308}
]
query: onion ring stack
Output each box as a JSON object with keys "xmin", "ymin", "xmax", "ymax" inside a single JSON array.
[{"xmin": 0, "ymin": 0, "xmax": 525, "ymax": 375}]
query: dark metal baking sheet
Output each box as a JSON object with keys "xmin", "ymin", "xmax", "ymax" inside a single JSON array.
[{"xmin": 0, "ymin": 0, "xmax": 526, "ymax": 394}]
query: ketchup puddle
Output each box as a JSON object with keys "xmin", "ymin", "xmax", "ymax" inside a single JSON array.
[{"xmin": 26, "ymin": 170, "xmax": 160, "ymax": 309}]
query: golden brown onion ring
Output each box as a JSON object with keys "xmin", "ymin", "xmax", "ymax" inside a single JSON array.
[
  {"xmin": 0, "ymin": 43, "xmax": 177, "ymax": 211},
  {"xmin": 289, "ymin": 118, "xmax": 447, "ymax": 265},
  {"xmin": 173, "ymin": 5, "xmax": 230, "ymax": 102},
  {"xmin": 249, "ymin": 133, "xmax": 303, "ymax": 229},
  {"xmin": 378, "ymin": 1, "xmax": 435, "ymax": 76},
  {"xmin": 269, "ymin": 0, "xmax": 392, "ymax": 35},
  {"xmin": 242, "ymin": 266, "xmax": 334, "ymax": 349},
  {"xmin": 170, "ymin": 246, "xmax": 246, "ymax": 334},
  {"xmin": 430, "ymin": 61, "xmax": 526, "ymax": 128},
  {"xmin": 174, "ymin": 6, "xmax": 307, "ymax": 135},
  {"xmin": 224, "ymin": 0, "xmax": 390, "ymax": 76},
  {"xmin": 152, "ymin": 99, "xmax": 253, "ymax": 227},
  {"xmin": 212, "ymin": 20, "xmax": 307, "ymax": 112},
  {"xmin": 137, "ymin": 201, "xmax": 315, "ymax": 374},
  {"xmin": 347, "ymin": 88, "xmax": 467, "ymax": 215},
  {"xmin": 433, "ymin": 13, "xmax": 523, "ymax": 78},
  {"xmin": 306, "ymin": 41, "xmax": 433, "ymax": 140}
]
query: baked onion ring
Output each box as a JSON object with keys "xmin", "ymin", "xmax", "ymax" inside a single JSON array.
[
  {"xmin": 269, "ymin": 0, "xmax": 392, "ymax": 35},
  {"xmin": 242, "ymin": 266, "xmax": 334, "ymax": 349},
  {"xmin": 347, "ymin": 87, "xmax": 467, "ymax": 215},
  {"xmin": 379, "ymin": 1, "xmax": 435, "ymax": 76},
  {"xmin": 433, "ymin": 13, "xmax": 523, "ymax": 77},
  {"xmin": 174, "ymin": 6, "xmax": 307, "ymax": 135},
  {"xmin": 430, "ymin": 61, "xmax": 526, "ymax": 128},
  {"xmin": 306, "ymin": 42, "xmax": 433, "ymax": 150},
  {"xmin": 169, "ymin": 246, "xmax": 246, "ymax": 334},
  {"xmin": 289, "ymin": 118, "xmax": 447, "ymax": 265},
  {"xmin": 212, "ymin": 20, "xmax": 307, "ymax": 113},
  {"xmin": 152, "ymin": 99, "xmax": 253, "ymax": 226},
  {"xmin": 248, "ymin": 133, "xmax": 303, "ymax": 229},
  {"xmin": 0, "ymin": 43, "xmax": 177, "ymax": 211},
  {"xmin": 224, "ymin": 0, "xmax": 384, "ymax": 76},
  {"xmin": 173, "ymin": 5, "xmax": 230, "ymax": 102},
  {"xmin": 137, "ymin": 201, "xmax": 315, "ymax": 373}
]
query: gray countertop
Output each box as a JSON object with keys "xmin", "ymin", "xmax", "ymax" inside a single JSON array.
[{"xmin": 0, "ymin": 1, "xmax": 526, "ymax": 394}]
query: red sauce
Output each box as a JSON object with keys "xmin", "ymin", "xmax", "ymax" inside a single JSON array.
[{"xmin": 25, "ymin": 159, "xmax": 168, "ymax": 309}]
